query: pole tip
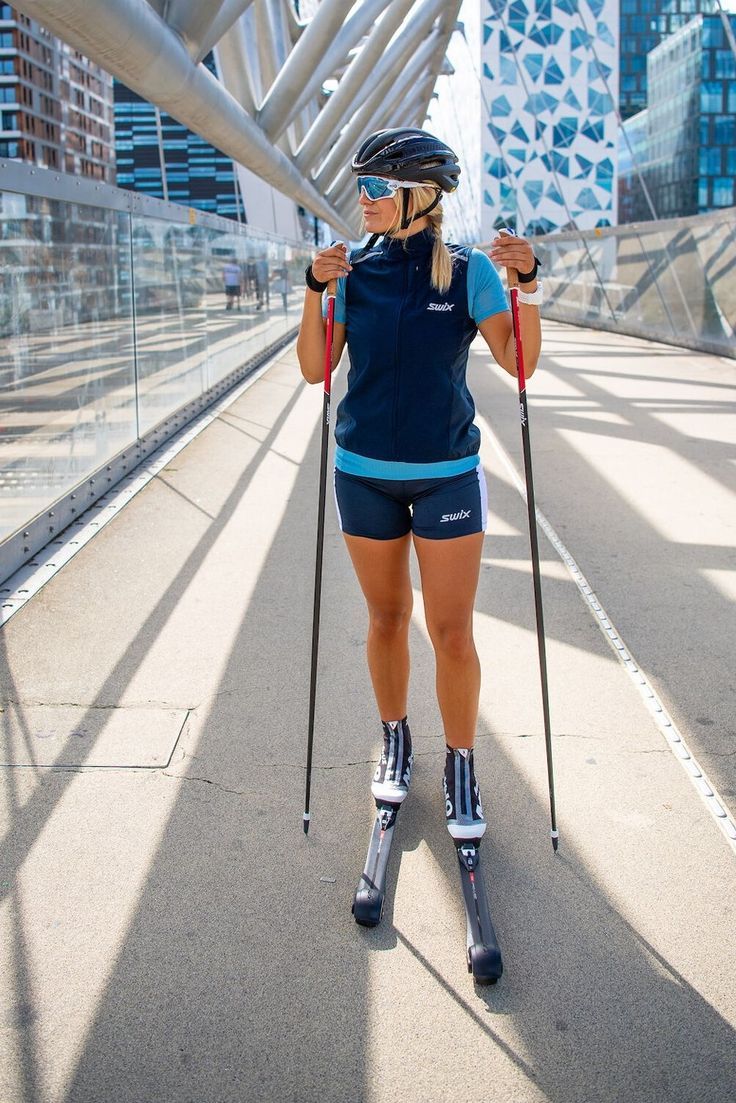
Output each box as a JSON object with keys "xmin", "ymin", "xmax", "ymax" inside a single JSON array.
[
  {"xmin": 303, "ymin": 812, "xmax": 311, "ymax": 835},
  {"xmin": 551, "ymin": 829, "xmax": 559, "ymax": 852}
]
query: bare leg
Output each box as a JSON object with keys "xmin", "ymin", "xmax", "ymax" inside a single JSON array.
[
  {"xmin": 342, "ymin": 533, "xmax": 412, "ymax": 720},
  {"xmin": 413, "ymin": 532, "xmax": 484, "ymax": 748}
]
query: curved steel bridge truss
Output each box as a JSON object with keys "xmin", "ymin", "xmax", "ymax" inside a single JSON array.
[{"xmin": 15, "ymin": 0, "xmax": 461, "ymax": 237}]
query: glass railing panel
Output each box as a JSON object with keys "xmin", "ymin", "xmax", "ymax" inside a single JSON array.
[
  {"xmin": 203, "ymin": 228, "xmax": 303, "ymax": 387},
  {"xmin": 537, "ymin": 205, "xmax": 736, "ymax": 357},
  {"xmin": 691, "ymin": 216, "xmax": 736, "ymax": 343},
  {"xmin": 614, "ymin": 227, "xmax": 678, "ymax": 334},
  {"xmin": 0, "ymin": 162, "xmax": 316, "ymax": 583},
  {"xmin": 0, "ymin": 188, "xmax": 136, "ymax": 545},
  {"xmin": 131, "ymin": 215, "xmax": 211, "ymax": 436},
  {"xmin": 542, "ymin": 237, "xmax": 617, "ymax": 326},
  {"xmin": 634, "ymin": 223, "xmax": 705, "ymax": 341}
]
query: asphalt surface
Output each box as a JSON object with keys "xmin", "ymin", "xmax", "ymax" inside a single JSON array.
[{"xmin": 1, "ymin": 322, "xmax": 734, "ymax": 1102}]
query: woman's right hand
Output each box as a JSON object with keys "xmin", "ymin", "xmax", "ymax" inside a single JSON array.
[{"xmin": 311, "ymin": 241, "xmax": 352, "ymax": 286}]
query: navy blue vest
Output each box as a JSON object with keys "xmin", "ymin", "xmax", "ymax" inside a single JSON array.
[{"xmin": 335, "ymin": 230, "xmax": 480, "ymax": 464}]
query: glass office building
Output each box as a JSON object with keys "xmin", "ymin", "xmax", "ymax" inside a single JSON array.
[
  {"xmin": 114, "ymin": 54, "xmax": 242, "ymax": 221},
  {"xmin": 619, "ymin": 12, "xmax": 736, "ymax": 220},
  {"xmin": 619, "ymin": 0, "xmax": 719, "ymax": 120}
]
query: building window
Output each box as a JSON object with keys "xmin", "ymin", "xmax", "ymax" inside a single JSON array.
[
  {"xmin": 702, "ymin": 21, "xmax": 723, "ymax": 50},
  {"xmin": 712, "ymin": 177, "xmax": 733, "ymax": 206},
  {"xmin": 700, "ymin": 81, "xmax": 723, "ymax": 113},
  {"xmin": 714, "ymin": 50, "xmax": 736, "ymax": 80},
  {"xmin": 0, "ymin": 139, "xmax": 19, "ymax": 155},
  {"xmin": 699, "ymin": 147, "xmax": 721, "ymax": 175},
  {"xmin": 714, "ymin": 114, "xmax": 735, "ymax": 144}
]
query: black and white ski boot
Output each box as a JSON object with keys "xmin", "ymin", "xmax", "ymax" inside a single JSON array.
[
  {"xmin": 371, "ymin": 718, "xmax": 413, "ymax": 805},
  {"xmin": 443, "ymin": 746, "xmax": 486, "ymax": 841}
]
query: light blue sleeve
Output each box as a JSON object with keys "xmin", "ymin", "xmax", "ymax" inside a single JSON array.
[
  {"xmin": 321, "ymin": 276, "xmax": 347, "ymax": 324},
  {"xmin": 467, "ymin": 248, "xmax": 509, "ymax": 324}
]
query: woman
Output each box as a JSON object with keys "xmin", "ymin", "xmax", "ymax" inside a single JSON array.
[{"xmin": 297, "ymin": 128, "xmax": 542, "ymax": 842}]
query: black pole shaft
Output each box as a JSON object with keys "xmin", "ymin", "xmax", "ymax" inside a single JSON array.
[
  {"xmin": 303, "ymin": 293, "xmax": 335, "ymax": 833},
  {"xmin": 510, "ymin": 285, "xmax": 559, "ymax": 851}
]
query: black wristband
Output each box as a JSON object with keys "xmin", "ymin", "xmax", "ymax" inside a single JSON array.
[
  {"xmin": 305, "ymin": 264, "xmax": 328, "ymax": 293},
  {"xmin": 518, "ymin": 255, "xmax": 541, "ymax": 284}
]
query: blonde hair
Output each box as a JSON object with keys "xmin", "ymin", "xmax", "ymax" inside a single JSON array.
[{"xmin": 361, "ymin": 184, "xmax": 454, "ymax": 294}]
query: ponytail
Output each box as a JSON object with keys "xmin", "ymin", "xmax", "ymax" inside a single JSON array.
[{"xmin": 426, "ymin": 203, "xmax": 452, "ymax": 295}]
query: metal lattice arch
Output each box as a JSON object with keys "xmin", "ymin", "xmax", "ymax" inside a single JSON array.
[{"xmin": 14, "ymin": 0, "xmax": 462, "ymax": 237}]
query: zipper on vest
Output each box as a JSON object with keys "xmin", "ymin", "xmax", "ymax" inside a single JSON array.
[{"xmin": 391, "ymin": 262, "xmax": 410, "ymax": 460}]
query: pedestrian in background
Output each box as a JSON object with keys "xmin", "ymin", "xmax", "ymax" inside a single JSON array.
[{"xmin": 222, "ymin": 257, "xmax": 242, "ymax": 310}]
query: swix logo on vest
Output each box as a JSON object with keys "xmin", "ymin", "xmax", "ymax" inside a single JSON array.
[
  {"xmin": 440, "ymin": 509, "xmax": 471, "ymax": 523},
  {"xmin": 427, "ymin": 302, "xmax": 454, "ymax": 312}
]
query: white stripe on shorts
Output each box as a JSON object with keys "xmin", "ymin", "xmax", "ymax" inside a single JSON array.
[
  {"xmin": 333, "ymin": 467, "xmax": 344, "ymax": 532},
  {"xmin": 476, "ymin": 466, "xmax": 488, "ymax": 533}
]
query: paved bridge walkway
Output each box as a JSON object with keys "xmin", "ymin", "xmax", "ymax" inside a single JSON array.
[{"xmin": 1, "ymin": 322, "xmax": 734, "ymax": 1102}]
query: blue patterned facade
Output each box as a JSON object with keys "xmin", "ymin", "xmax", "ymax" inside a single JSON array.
[{"xmin": 481, "ymin": 0, "xmax": 619, "ymax": 235}]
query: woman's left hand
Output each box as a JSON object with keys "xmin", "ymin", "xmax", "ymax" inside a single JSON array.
[{"xmin": 488, "ymin": 232, "xmax": 536, "ymax": 280}]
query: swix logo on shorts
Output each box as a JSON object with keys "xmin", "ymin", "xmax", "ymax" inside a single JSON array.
[
  {"xmin": 440, "ymin": 509, "xmax": 471, "ymax": 523},
  {"xmin": 427, "ymin": 302, "xmax": 454, "ymax": 312}
]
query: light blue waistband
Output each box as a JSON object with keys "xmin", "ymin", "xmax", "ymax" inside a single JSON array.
[{"xmin": 334, "ymin": 446, "xmax": 480, "ymax": 480}]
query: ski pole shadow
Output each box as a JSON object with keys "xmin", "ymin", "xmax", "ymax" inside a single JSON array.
[{"xmin": 392, "ymin": 927, "xmax": 534, "ymax": 1072}]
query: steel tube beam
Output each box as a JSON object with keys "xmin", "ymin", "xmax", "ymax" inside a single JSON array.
[
  {"xmin": 314, "ymin": 28, "xmax": 443, "ymax": 191},
  {"xmin": 296, "ymin": 0, "xmax": 446, "ymax": 174},
  {"xmin": 253, "ymin": 0, "xmax": 278, "ymax": 96},
  {"xmin": 271, "ymin": 0, "xmax": 395, "ymax": 142},
  {"xmin": 14, "ymin": 0, "xmax": 354, "ymax": 234},
  {"xmin": 165, "ymin": 0, "xmax": 228, "ymax": 57},
  {"xmin": 268, "ymin": 0, "xmax": 290, "ymax": 70},
  {"xmin": 257, "ymin": 0, "xmax": 356, "ymax": 139},
  {"xmin": 213, "ymin": 17, "xmax": 257, "ymax": 116},
  {"xmin": 232, "ymin": 3, "xmax": 264, "ymax": 108},
  {"xmin": 283, "ymin": 0, "xmax": 305, "ymax": 42},
  {"xmin": 328, "ymin": 164, "xmax": 354, "ymax": 205},
  {"xmin": 429, "ymin": 0, "xmax": 461, "ymax": 74},
  {"xmin": 195, "ymin": 0, "xmax": 256, "ymax": 63},
  {"xmin": 332, "ymin": 80, "xmax": 429, "ymax": 218}
]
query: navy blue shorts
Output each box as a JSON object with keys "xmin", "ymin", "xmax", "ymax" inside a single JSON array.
[{"xmin": 334, "ymin": 466, "xmax": 488, "ymax": 541}]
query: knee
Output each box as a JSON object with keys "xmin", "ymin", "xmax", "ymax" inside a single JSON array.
[
  {"xmin": 368, "ymin": 605, "xmax": 411, "ymax": 639},
  {"xmin": 430, "ymin": 622, "xmax": 475, "ymax": 662}
]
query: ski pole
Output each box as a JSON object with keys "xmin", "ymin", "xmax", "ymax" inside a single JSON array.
[
  {"xmin": 507, "ymin": 266, "xmax": 559, "ymax": 852},
  {"xmin": 303, "ymin": 275, "xmax": 337, "ymax": 835}
]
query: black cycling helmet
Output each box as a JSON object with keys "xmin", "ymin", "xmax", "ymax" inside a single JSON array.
[{"xmin": 351, "ymin": 128, "xmax": 461, "ymax": 193}]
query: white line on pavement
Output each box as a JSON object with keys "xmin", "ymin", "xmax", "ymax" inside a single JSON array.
[{"xmin": 476, "ymin": 412, "xmax": 736, "ymax": 856}]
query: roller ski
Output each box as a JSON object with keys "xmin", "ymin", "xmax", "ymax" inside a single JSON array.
[
  {"xmin": 445, "ymin": 747, "xmax": 503, "ymax": 985},
  {"xmin": 352, "ymin": 719, "xmax": 412, "ymax": 927}
]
